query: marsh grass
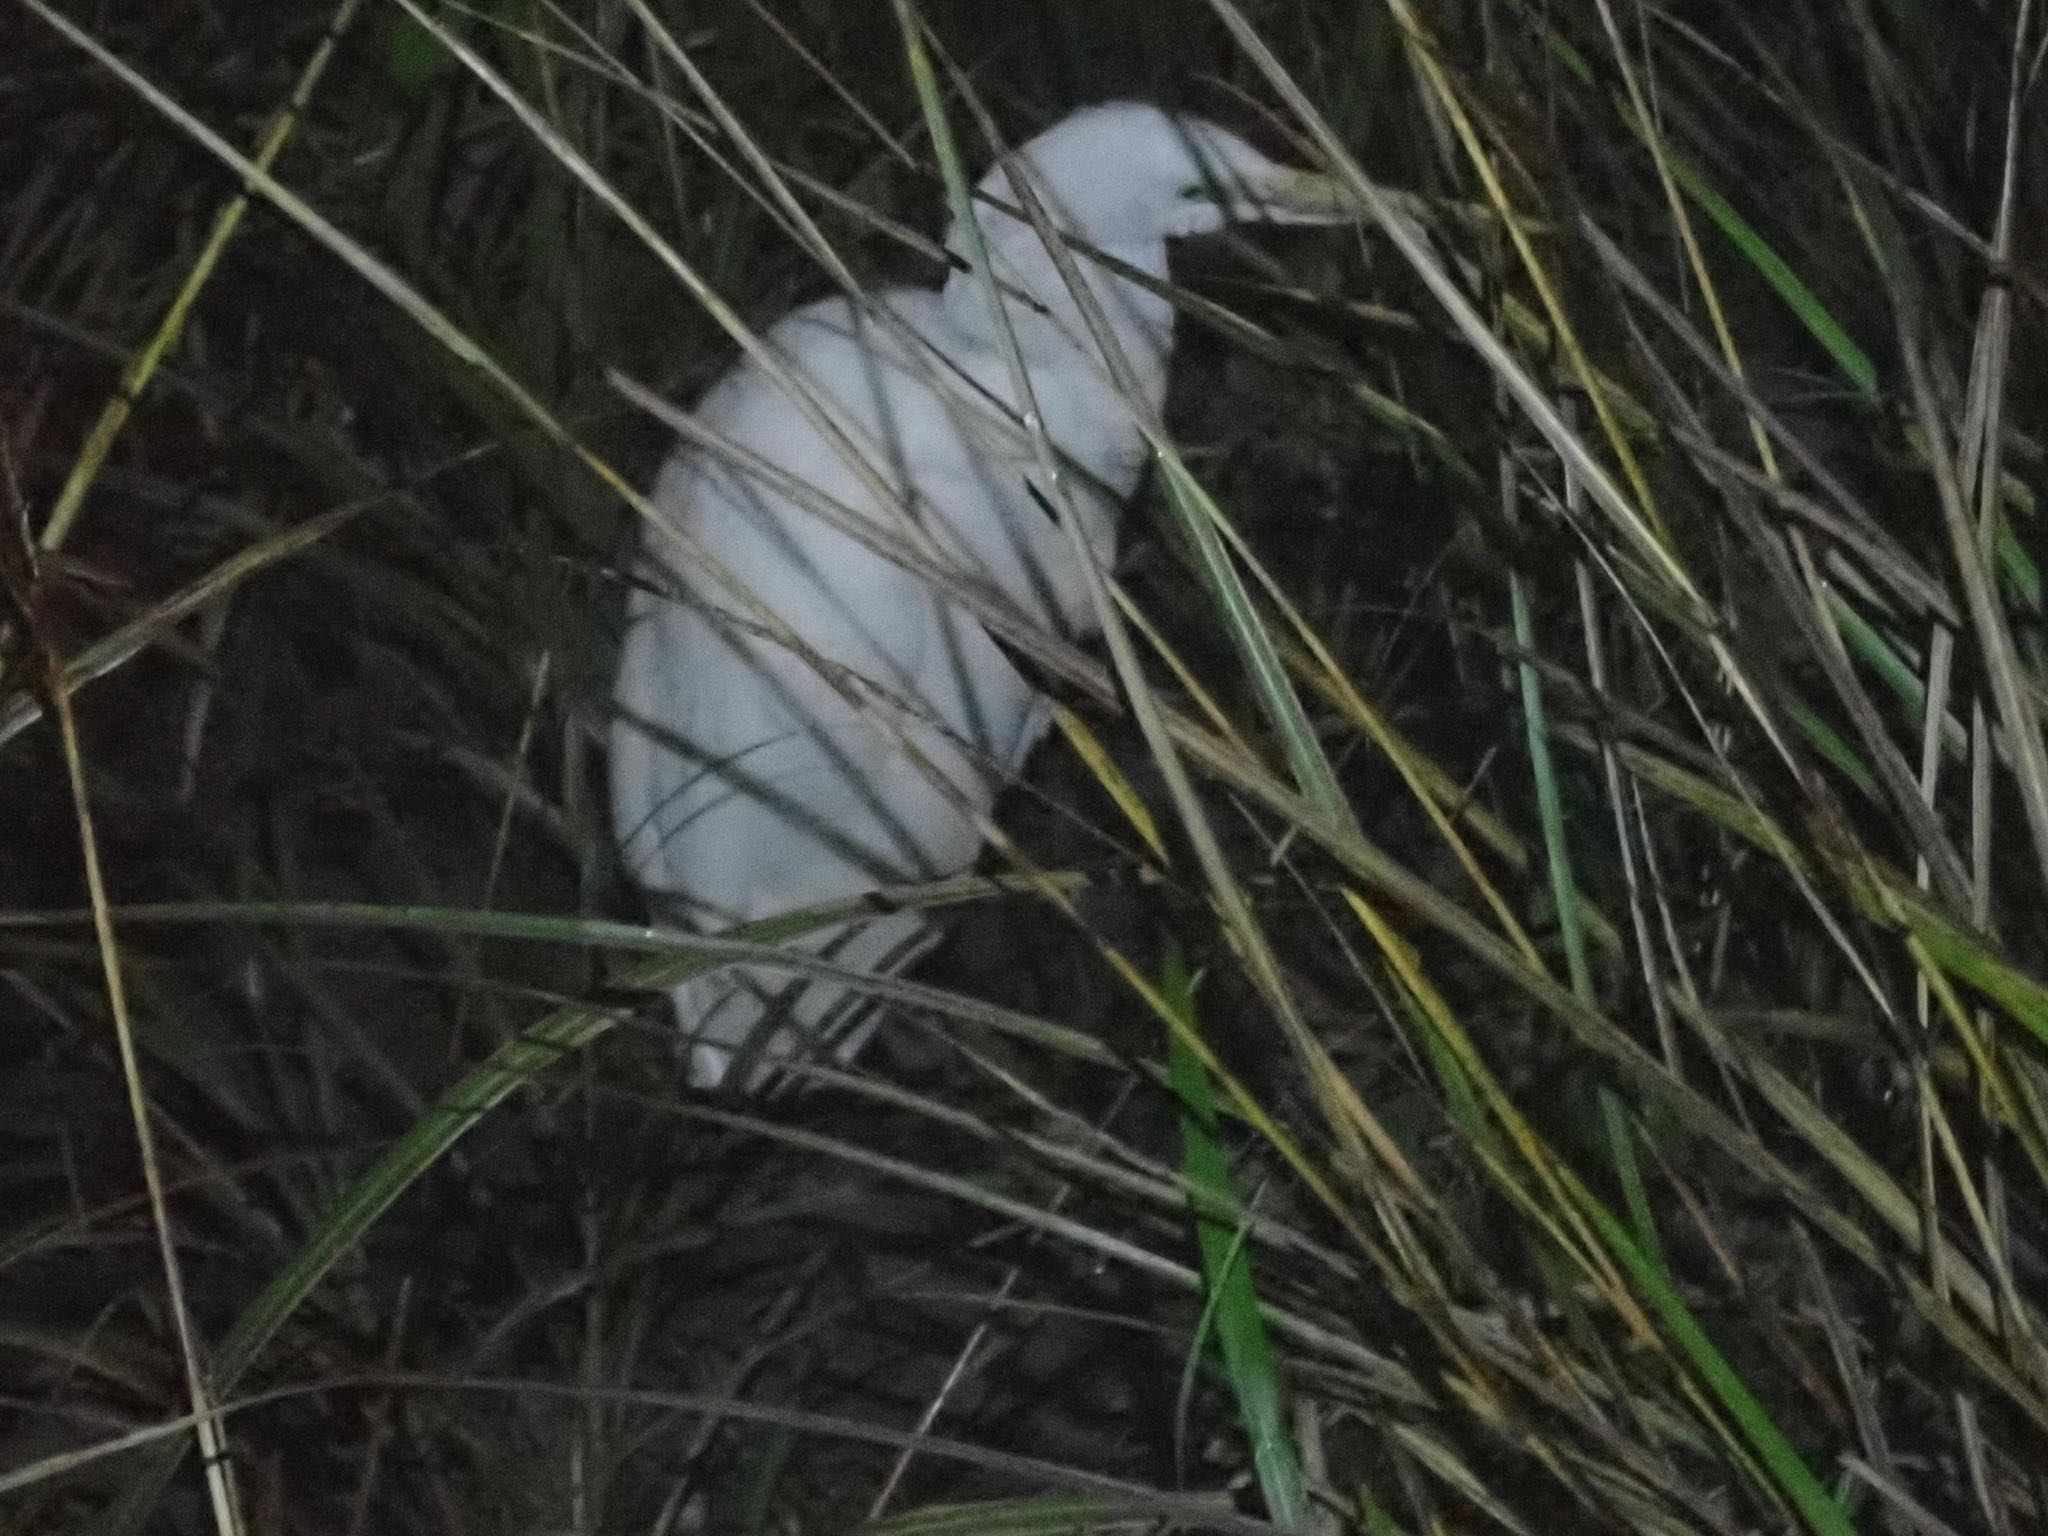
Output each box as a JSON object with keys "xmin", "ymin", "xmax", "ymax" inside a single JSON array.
[{"xmin": 2, "ymin": 1, "xmax": 2045, "ymax": 1532}]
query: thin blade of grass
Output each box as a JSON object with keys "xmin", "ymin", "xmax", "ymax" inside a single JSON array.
[
  {"xmin": 45, "ymin": 677, "xmax": 244, "ymax": 1535},
  {"xmin": 1560, "ymin": 1170, "xmax": 1861, "ymax": 1536},
  {"xmin": 1163, "ymin": 947, "xmax": 1309, "ymax": 1533},
  {"xmin": 33, "ymin": 0, "xmax": 365, "ymax": 554}
]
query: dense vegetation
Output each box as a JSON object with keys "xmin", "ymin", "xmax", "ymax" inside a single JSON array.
[{"xmin": 2, "ymin": 1, "xmax": 2044, "ymax": 1531}]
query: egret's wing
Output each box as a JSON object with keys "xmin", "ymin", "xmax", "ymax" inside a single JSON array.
[
  {"xmin": 614, "ymin": 583, "xmax": 985, "ymax": 920},
  {"xmin": 610, "ymin": 290, "xmax": 1093, "ymax": 1084}
]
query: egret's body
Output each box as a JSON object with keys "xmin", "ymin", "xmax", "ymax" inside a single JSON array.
[{"xmin": 612, "ymin": 103, "xmax": 1339, "ymax": 1085}]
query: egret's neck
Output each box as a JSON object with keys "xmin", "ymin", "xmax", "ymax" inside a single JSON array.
[{"xmin": 940, "ymin": 222, "xmax": 1175, "ymax": 416}]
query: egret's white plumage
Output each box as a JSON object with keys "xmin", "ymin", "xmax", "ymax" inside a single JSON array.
[{"xmin": 612, "ymin": 103, "xmax": 1342, "ymax": 1086}]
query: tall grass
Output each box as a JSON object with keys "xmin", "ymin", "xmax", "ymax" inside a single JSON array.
[{"xmin": 2, "ymin": 1, "xmax": 2044, "ymax": 1532}]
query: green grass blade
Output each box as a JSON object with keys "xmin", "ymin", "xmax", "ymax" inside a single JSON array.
[
  {"xmin": 1565, "ymin": 1173, "xmax": 1861, "ymax": 1536},
  {"xmin": 1663, "ymin": 157, "xmax": 1879, "ymax": 400},
  {"xmin": 1510, "ymin": 568, "xmax": 1594, "ymax": 1000},
  {"xmin": 1163, "ymin": 946, "xmax": 1310, "ymax": 1533},
  {"xmin": 1157, "ymin": 459, "xmax": 1355, "ymax": 836}
]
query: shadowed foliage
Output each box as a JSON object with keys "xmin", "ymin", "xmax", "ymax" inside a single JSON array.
[{"xmin": 2, "ymin": 1, "xmax": 2045, "ymax": 1532}]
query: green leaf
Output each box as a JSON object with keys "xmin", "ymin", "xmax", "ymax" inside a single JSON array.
[
  {"xmin": 1163, "ymin": 945, "xmax": 1309, "ymax": 1533},
  {"xmin": 1567, "ymin": 1176, "xmax": 1861, "ymax": 1536},
  {"xmin": 1665, "ymin": 157, "xmax": 1879, "ymax": 401}
]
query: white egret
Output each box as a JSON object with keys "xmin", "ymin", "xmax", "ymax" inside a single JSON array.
[{"xmin": 612, "ymin": 101, "xmax": 1345, "ymax": 1087}]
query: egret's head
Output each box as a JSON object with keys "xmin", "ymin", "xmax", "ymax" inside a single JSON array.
[
  {"xmin": 975, "ymin": 102, "xmax": 1348, "ymax": 249},
  {"xmin": 940, "ymin": 103, "xmax": 1347, "ymax": 385}
]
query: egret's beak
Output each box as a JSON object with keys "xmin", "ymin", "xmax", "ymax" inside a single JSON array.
[{"xmin": 1239, "ymin": 165, "xmax": 1356, "ymax": 226}]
